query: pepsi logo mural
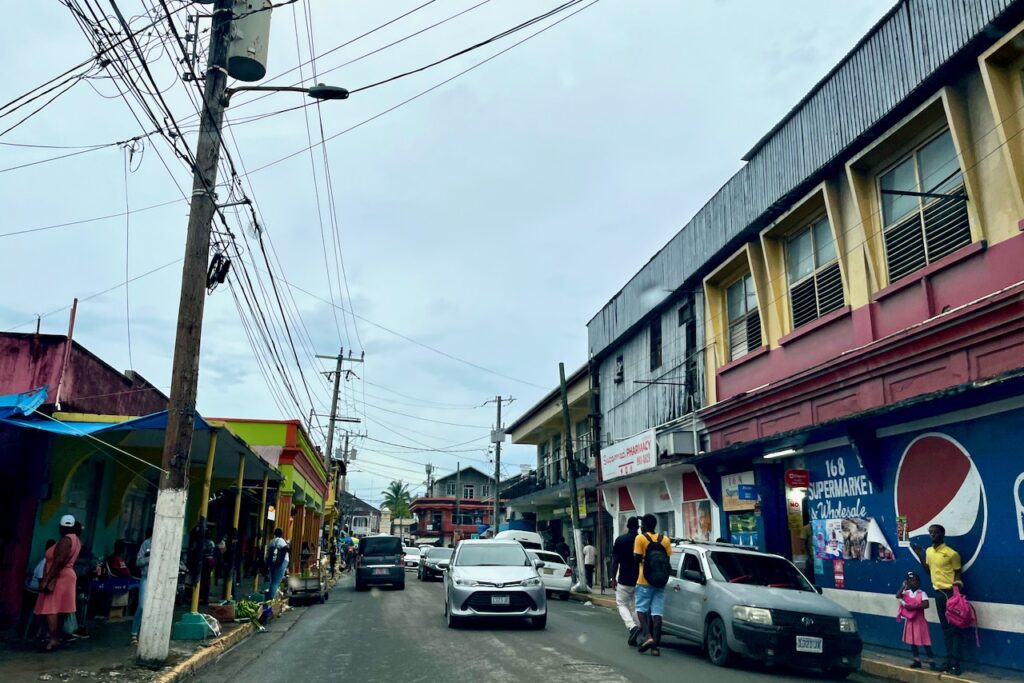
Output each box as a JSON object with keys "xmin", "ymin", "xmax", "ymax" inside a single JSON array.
[{"xmin": 894, "ymin": 433, "xmax": 987, "ymax": 571}]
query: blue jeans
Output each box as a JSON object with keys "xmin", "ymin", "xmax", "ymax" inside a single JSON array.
[
  {"xmin": 131, "ymin": 577, "xmax": 147, "ymax": 636},
  {"xmin": 268, "ymin": 565, "xmax": 286, "ymax": 598},
  {"xmin": 635, "ymin": 584, "xmax": 665, "ymax": 617}
]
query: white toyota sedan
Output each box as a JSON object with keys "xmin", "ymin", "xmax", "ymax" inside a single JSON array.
[{"xmin": 528, "ymin": 550, "xmax": 572, "ymax": 600}]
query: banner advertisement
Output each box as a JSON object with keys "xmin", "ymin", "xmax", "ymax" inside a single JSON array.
[{"xmin": 722, "ymin": 471, "xmax": 756, "ymax": 511}]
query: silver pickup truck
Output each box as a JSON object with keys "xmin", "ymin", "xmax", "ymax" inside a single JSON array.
[{"xmin": 662, "ymin": 541, "xmax": 862, "ymax": 679}]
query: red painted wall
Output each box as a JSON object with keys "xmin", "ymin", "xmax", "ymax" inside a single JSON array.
[{"xmin": 705, "ymin": 236, "xmax": 1024, "ymax": 449}]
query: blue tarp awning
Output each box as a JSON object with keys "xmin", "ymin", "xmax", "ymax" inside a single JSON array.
[
  {"xmin": 0, "ymin": 409, "xmax": 211, "ymax": 435},
  {"xmin": 0, "ymin": 386, "xmax": 48, "ymax": 420}
]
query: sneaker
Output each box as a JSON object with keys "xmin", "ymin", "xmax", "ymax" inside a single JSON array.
[
  {"xmin": 950, "ymin": 665, "xmax": 962, "ymax": 676},
  {"xmin": 627, "ymin": 627, "xmax": 641, "ymax": 647},
  {"xmin": 909, "ymin": 661, "xmax": 921, "ymax": 669}
]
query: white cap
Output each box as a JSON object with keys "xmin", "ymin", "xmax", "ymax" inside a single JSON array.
[{"xmin": 60, "ymin": 514, "xmax": 76, "ymax": 528}]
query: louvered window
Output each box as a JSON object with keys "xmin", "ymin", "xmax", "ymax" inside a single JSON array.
[
  {"xmin": 786, "ymin": 217, "xmax": 845, "ymax": 329},
  {"xmin": 880, "ymin": 130, "xmax": 971, "ymax": 283},
  {"xmin": 726, "ymin": 274, "xmax": 761, "ymax": 361}
]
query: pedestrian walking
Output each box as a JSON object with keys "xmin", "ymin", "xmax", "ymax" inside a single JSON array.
[
  {"xmin": 582, "ymin": 536, "xmax": 596, "ymax": 588},
  {"xmin": 130, "ymin": 528, "xmax": 152, "ymax": 646},
  {"xmin": 35, "ymin": 515, "xmax": 81, "ymax": 652},
  {"xmin": 912, "ymin": 524, "xmax": 964, "ymax": 675},
  {"xmin": 633, "ymin": 513, "xmax": 672, "ymax": 656},
  {"xmin": 896, "ymin": 571, "xmax": 935, "ymax": 670},
  {"xmin": 610, "ymin": 517, "xmax": 641, "ymax": 646},
  {"xmin": 265, "ymin": 528, "xmax": 290, "ymax": 599}
]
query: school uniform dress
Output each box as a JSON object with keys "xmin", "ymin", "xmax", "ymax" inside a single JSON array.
[{"xmin": 899, "ymin": 589, "xmax": 932, "ymax": 646}]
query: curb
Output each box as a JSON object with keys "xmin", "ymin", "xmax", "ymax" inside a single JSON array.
[
  {"xmin": 154, "ymin": 622, "xmax": 256, "ymax": 683},
  {"xmin": 567, "ymin": 591, "xmax": 981, "ymax": 683}
]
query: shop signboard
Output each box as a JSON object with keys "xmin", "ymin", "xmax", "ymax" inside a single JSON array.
[
  {"xmin": 600, "ymin": 429, "xmax": 656, "ymax": 481},
  {"xmin": 721, "ymin": 471, "xmax": 756, "ymax": 511},
  {"xmin": 785, "ymin": 469, "xmax": 811, "ymax": 488}
]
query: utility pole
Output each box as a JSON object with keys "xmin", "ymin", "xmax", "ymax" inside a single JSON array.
[
  {"xmin": 455, "ymin": 462, "xmax": 461, "ymax": 545},
  {"xmin": 139, "ymin": 0, "xmax": 233, "ymax": 663},
  {"xmin": 560, "ymin": 362, "xmax": 589, "ymax": 593},
  {"xmin": 318, "ymin": 348, "xmax": 344, "ymax": 554},
  {"xmin": 483, "ymin": 395, "xmax": 513, "ymax": 535}
]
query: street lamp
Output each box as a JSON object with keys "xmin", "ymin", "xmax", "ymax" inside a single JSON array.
[{"xmin": 222, "ymin": 82, "xmax": 350, "ymax": 107}]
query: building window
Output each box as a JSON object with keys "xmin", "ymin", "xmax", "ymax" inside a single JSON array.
[
  {"xmin": 575, "ymin": 418, "xmax": 590, "ymax": 452},
  {"xmin": 614, "ymin": 354, "xmax": 624, "ymax": 384},
  {"xmin": 649, "ymin": 319, "xmax": 663, "ymax": 370},
  {"xmin": 879, "ymin": 129, "xmax": 970, "ymax": 283},
  {"xmin": 463, "ymin": 484, "xmax": 475, "ymax": 499},
  {"xmin": 446, "ymin": 482, "xmax": 456, "ymax": 496},
  {"xmin": 785, "ymin": 216, "xmax": 844, "ymax": 328},
  {"xmin": 481, "ymin": 484, "xmax": 491, "ymax": 498},
  {"xmin": 726, "ymin": 273, "xmax": 761, "ymax": 360},
  {"xmin": 430, "ymin": 510, "xmax": 442, "ymax": 531}
]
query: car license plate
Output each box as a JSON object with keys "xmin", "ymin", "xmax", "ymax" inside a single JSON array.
[
  {"xmin": 544, "ymin": 568, "xmax": 554, "ymax": 575},
  {"xmin": 491, "ymin": 595, "xmax": 510, "ymax": 606},
  {"xmin": 796, "ymin": 636, "xmax": 823, "ymax": 653},
  {"xmin": 373, "ymin": 568, "xmax": 388, "ymax": 576}
]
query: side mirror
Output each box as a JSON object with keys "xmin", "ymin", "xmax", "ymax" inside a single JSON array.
[
  {"xmin": 814, "ymin": 585, "xmax": 823, "ymax": 594},
  {"xmin": 533, "ymin": 559, "xmax": 546, "ymax": 570},
  {"xmin": 682, "ymin": 569, "xmax": 706, "ymax": 585}
]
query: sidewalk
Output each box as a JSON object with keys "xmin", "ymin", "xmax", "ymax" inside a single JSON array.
[{"xmin": 568, "ymin": 590, "xmax": 1017, "ymax": 683}]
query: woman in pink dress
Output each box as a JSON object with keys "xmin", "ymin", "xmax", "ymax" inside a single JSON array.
[
  {"xmin": 35, "ymin": 514, "xmax": 81, "ymax": 651},
  {"xmin": 896, "ymin": 571, "xmax": 935, "ymax": 670}
]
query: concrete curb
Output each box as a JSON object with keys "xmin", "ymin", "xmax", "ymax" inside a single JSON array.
[
  {"xmin": 154, "ymin": 622, "xmax": 256, "ymax": 683},
  {"xmin": 567, "ymin": 591, "xmax": 982, "ymax": 682}
]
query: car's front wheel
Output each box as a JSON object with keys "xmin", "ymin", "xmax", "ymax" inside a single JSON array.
[
  {"xmin": 531, "ymin": 613, "xmax": 547, "ymax": 629},
  {"xmin": 445, "ymin": 600, "xmax": 460, "ymax": 628},
  {"xmin": 705, "ymin": 616, "xmax": 734, "ymax": 667}
]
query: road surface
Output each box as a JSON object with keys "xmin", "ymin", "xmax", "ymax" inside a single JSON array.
[{"xmin": 200, "ymin": 572, "xmax": 875, "ymax": 683}]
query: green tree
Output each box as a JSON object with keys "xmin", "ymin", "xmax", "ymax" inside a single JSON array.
[{"xmin": 382, "ymin": 481, "xmax": 412, "ymax": 538}]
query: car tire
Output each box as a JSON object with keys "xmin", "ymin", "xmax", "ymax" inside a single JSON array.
[
  {"xmin": 560, "ymin": 591, "xmax": 571, "ymax": 601},
  {"xmin": 445, "ymin": 601, "xmax": 460, "ymax": 629},
  {"xmin": 532, "ymin": 613, "xmax": 547, "ymax": 629},
  {"xmin": 397, "ymin": 581, "xmax": 406, "ymax": 591},
  {"xmin": 705, "ymin": 616, "xmax": 734, "ymax": 667}
]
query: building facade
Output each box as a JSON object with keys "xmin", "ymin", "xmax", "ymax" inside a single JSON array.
[
  {"xmin": 588, "ymin": 0, "xmax": 1024, "ymax": 670},
  {"xmin": 412, "ymin": 466, "xmax": 497, "ymax": 546}
]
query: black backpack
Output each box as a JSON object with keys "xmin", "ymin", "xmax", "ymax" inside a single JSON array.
[
  {"xmin": 642, "ymin": 533, "xmax": 670, "ymax": 588},
  {"xmin": 267, "ymin": 543, "xmax": 287, "ymax": 569}
]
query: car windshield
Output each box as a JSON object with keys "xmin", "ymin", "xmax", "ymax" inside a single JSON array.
[
  {"xmin": 708, "ymin": 551, "xmax": 813, "ymax": 591},
  {"xmin": 528, "ymin": 551, "xmax": 565, "ymax": 564},
  {"xmin": 360, "ymin": 537, "xmax": 402, "ymax": 556},
  {"xmin": 425, "ymin": 548, "xmax": 453, "ymax": 560},
  {"xmin": 455, "ymin": 544, "xmax": 529, "ymax": 567},
  {"xmin": 403, "ymin": 547, "xmax": 420, "ymax": 555}
]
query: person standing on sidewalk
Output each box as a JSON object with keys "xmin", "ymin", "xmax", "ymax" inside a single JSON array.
[
  {"xmin": 912, "ymin": 524, "xmax": 964, "ymax": 676},
  {"xmin": 130, "ymin": 528, "xmax": 153, "ymax": 646},
  {"xmin": 582, "ymin": 536, "xmax": 597, "ymax": 588},
  {"xmin": 35, "ymin": 515, "xmax": 81, "ymax": 652},
  {"xmin": 265, "ymin": 528, "xmax": 290, "ymax": 599},
  {"xmin": 633, "ymin": 514, "xmax": 672, "ymax": 657},
  {"xmin": 610, "ymin": 516, "xmax": 641, "ymax": 646}
]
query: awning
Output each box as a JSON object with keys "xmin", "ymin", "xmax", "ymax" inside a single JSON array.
[
  {"xmin": 0, "ymin": 403, "xmax": 281, "ymax": 485},
  {"xmin": 0, "ymin": 385, "xmax": 48, "ymax": 420}
]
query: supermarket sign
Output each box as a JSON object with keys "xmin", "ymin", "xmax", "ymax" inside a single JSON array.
[{"xmin": 601, "ymin": 429, "xmax": 657, "ymax": 481}]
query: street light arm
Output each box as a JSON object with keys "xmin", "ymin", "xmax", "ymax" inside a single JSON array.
[{"xmin": 223, "ymin": 83, "xmax": 349, "ymax": 107}]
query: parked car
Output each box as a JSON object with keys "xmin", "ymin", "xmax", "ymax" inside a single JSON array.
[
  {"xmin": 402, "ymin": 546, "xmax": 421, "ymax": 570},
  {"xmin": 444, "ymin": 540, "xmax": 547, "ymax": 629},
  {"xmin": 661, "ymin": 542, "xmax": 861, "ymax": 678},
  {"xmin": 418, "ymin": 547, "xmax": 453, "ymax": 581},
  {"xmin": 493, "ymin": 530, "xmax": 544, "ymax": 550},
  {"xmin": 527, "ymin": 550, "xmax": 572, "ymax": 599},
  {"xmin": 355, "ymin": 535, "xmax": 405, "ymax": 591}
]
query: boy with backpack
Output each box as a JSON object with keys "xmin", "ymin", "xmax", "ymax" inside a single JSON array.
[{"xmin": 633, "ymin": 514, "xmax": 672, "ymax": 656}]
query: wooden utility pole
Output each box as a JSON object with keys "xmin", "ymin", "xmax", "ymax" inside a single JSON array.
[
  {"xmin": 494, "ymin": 396, "xmax": 501, "ymax": 534},
  {"xmin": 139, "ymin": 0, "xmax": 233, "ymax": 663},
  {"xmin": 560, "ymin": 362, "xmax": 589, "ymax": 593}
]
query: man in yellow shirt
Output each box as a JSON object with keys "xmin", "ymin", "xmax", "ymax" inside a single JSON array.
[
  {"xmin": 911, "ymin": 524, "xmax": 963, "ymax": 675},
  {"xmin": 633, "ymin": 514, "xmax": 673, "ymax": 656}
]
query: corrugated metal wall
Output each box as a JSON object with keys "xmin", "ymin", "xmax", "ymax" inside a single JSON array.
[{"xmin": 587, "ymin": 0, "xmax": 1015, "ymax": 357}]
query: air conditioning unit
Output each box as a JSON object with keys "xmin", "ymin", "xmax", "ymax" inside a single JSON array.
[{"xmin": 666, "ymin": 431, "xmax": 698, "ymax": 456}]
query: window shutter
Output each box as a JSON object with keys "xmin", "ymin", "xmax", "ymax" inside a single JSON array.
[
  {"xmin": 746, "ymin": 310, "xmax": 762, "ymax": 350},
  {"xmin": 923, "ymin": 184, "xmax": 970, "ymax": 263},
  {"xmin": 815, "ymin": 262, "xmax": 844, "ymax": 317},
  {"xmin": 884, "ymin": 212, "xmax": 927, "ymax": 282},
  {"xmin": 728, "ymin": 317, "xmax": 748, "ymax": 360},
  {"xmin": 790, "ymin": 278, "xmax": 818, "ymax": 329}
]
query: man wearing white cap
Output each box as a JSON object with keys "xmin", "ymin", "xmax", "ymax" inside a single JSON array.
[{"xmin": 35, "ymin": 514, "xmax": 81, "ymax": 651}]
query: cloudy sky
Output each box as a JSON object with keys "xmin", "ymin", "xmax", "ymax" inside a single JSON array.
[{"xmin": 2, "ymin": 0, "xmax": 891, "ymax": 506}]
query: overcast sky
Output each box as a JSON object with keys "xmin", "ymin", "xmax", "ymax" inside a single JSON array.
[{"xmin": 1, "ymin": 0, "xmax": 892, "ymax": 506}]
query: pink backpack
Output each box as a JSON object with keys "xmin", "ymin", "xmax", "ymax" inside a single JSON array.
[{"xmin": 945, "ymin": 586, "xmax": 979, "ymax": 645}]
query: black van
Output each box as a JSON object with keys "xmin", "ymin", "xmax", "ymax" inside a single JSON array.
[{"xmin": 355, "ymin": 535, "xmax": 405, "ymax": 591}]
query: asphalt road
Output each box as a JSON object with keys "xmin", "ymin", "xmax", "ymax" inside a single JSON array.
[{"xmin": 200, "ymin": 572, "xmax": 877, "ymax": 683}]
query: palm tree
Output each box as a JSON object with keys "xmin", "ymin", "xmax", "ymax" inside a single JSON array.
[{"xmin": 382, "ymin": 481, "xmax": 412, "ymax": 539}]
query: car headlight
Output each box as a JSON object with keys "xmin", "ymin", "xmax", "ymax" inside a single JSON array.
[
  {"xmin": 732, "ymin": 605, "xmax": 773, "ymax": 626},
  {"xmin": 839, "ymin": 617, "xmax": 858, "ymax": 633},
  {"xmin": 520, "ymin": 577, "xmax": 542, "ymax": 587},
  {"xmin": 454, "ymin": 578, "xmax": 479, "ymax": 587}
]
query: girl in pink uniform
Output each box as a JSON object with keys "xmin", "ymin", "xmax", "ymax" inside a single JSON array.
[{"xmin": 896, "ymin": 571, "xmax": 935, "ymax": 670}]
